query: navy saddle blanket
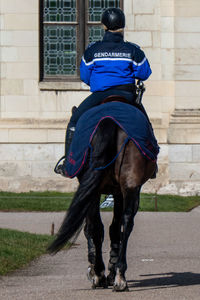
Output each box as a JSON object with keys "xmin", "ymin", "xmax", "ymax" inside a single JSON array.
[{"xmin": 64, "ymin": 102, "xmax": 159, "ymax": 178}]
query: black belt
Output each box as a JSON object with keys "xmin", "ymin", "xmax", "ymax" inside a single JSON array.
[{"xmin": 109, "ymin": 84, "xmax": 136, "ymax": 93}]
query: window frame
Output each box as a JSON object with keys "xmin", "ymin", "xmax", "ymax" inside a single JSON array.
[{"xmin": 39, "ymin": 0, "xmax": 124, "ymax": 85}]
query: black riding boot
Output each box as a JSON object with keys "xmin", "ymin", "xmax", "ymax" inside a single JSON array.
[
  {"xmin": 54, "ymin": 126, "xmax": 75, "ymax": 177},
  {"xmin": 64, "ymin": 126, "xmax": 75, "ymax": 157}
]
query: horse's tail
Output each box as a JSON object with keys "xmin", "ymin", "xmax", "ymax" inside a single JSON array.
[
  {"xmin": 47, "ymin": 169, "xmax": 102, "ymax": 254},
  {"xmin": 47, "ymin": 119, "xmax": 117, "ymax": 255}
]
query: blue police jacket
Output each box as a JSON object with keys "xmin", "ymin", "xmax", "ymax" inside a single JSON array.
[{"xmin": 80, "ymin": 31, "xmax": 152, "ymax": 92}]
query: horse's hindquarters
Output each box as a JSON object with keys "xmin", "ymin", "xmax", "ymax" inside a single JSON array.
[{"xmin": 115, "ymin": 130, "xmax": 156, "ymax": 188}]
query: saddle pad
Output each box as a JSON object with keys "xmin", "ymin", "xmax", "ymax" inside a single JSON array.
[{"xmin": 64, "ymin": 102, "xmax": 159, "ymax": 178}]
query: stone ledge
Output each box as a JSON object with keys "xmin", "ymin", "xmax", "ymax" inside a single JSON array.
[
  {"xmin": 0, "ymin": 116, "xmax": 162, "ymax": 128},
  {"xmin": 170, "ymin": 109, "xmax": 200, "ymax": 124},
  {"xmin": 0, "ymin": 118, "xmax": 68, "ymax": 129},
  {"xmin": 0, "ymin": 117, "xmax": 164, "ymax": 143},
  {"xmin": 39, "ymin": 80, "xmax": 90, "ymax": 91}
]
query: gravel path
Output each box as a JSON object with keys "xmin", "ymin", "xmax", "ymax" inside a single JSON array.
[{"xmin": 0, "ymin": 208, "xmax": 200, "ymax": 300}]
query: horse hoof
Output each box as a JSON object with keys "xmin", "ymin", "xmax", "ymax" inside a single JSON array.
[
  {"xmin": 95, "ymin": 275, "xmax": 108, "ymax": 288},
  {"xmin": 113, "ymin": 273, "xmax": 129, "ymax": 292},
  {"xmin": 113, "ymin": 284, "xmax": 129, "ymax": 292},
  {"xmin": 100, "ymin": 277, "xmax": 108, "ymax": 288},
  {"xmin": 107, "ymin": 273, "xmax": 115, "ymax": 286},
  {"xmin": 91, "ymin": 276, "xmax": 108, "ymax": 289},
  {"xmin": 87, "ymin": 265, "xmax": 108, "ymax": 289}
]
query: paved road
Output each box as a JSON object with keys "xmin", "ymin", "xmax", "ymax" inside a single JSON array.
[{"xmin": 0, "ymin": 208, "xmax": 200, "ymax": 300}]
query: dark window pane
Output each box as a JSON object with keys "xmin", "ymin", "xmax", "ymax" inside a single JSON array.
[
  {"xmin": 44, "ymin": 0, "xmax": 77, "ymax": 22},
  {"xmin": 44, "ymin": 25, "xmax": 77, "ymax": 75},
  {"xmin": 41, "ymin": 0, "xmax": 123, "ymax": 79},
  {"xmin": 88, "ymin": 25, "xmax": 104, "ymax": 43}
]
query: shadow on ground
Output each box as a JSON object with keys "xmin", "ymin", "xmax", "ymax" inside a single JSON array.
[{"xmin": 128, "ymin": 272, "xmax": 200, "ymax": 291}]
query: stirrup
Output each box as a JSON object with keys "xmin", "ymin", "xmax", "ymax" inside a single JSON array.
[{"xmin": 54, "ymin": 155, "xmax": 66, "ymax": 174}]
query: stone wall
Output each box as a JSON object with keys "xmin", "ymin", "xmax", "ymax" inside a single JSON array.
[
  {"xmin": 0, "ymin": 0, "xmax": 81, "ymax": 191},
  {"xmin": 166, "ymin": 0, "xmax": 200, "ymax": 195},
  {"xmin": 0, "ymin": 0, "xmax": 200, "ymax": 195}
]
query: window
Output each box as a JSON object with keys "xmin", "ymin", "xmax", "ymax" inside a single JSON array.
[{"xmin": 40, "ymin": 0, "xmax": 123, "ymax": 81}]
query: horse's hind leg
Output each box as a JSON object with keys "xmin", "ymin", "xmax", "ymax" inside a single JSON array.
[
  {"xmin": 107, "ymin": 192, "xmax": 123, "ymax": 286},
  {"xmin": 113, "ymin": 187, "xmax": 140, "ymax": 292},
  {"xmin": 84, "ymin": 195, "xmax": 107, "ymax": 289}
]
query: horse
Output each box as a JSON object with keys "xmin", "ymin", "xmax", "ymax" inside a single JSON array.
[{"xmin": 48, "ymin": 98, "xmax": 157, "ymax": 292}]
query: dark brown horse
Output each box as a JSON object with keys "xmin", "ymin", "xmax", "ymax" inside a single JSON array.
[{"xmin": 48, "ymin": 104, "xmax": 157, "ymax": 292}]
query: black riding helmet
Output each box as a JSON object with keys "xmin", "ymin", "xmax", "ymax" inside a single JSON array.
[{"xmin": 101, "ymin": 8, "xmax": 125, "ymax": 31}]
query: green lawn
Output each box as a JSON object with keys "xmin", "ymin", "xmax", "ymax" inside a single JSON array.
[
  {"xmin": 139, "ymin": 194, "xmax": 200, "ymax": 212},
  {"xmin": 0, "ymin": 191, "xmax": 74, "ymax": 212},
  {"xmin": 0, "ymin": 228, "xmax": 53, "ymax": 276},
  {"xmin": 0, "ymin": 191, "xmax": 199, "ymax": 212}
]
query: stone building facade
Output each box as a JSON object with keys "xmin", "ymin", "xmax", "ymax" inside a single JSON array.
[{"xmin": 0, "ymin": 0, "xmax": 200, "ymax": 195}]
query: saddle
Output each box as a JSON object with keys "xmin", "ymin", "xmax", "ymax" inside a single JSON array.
[
  {"xmin": 102, "ymin": 95, "xmax": 130, "ymax": 104},
  {"xmin": 71, "ymin": 95, "xmax": 132, "ymax": 118}
]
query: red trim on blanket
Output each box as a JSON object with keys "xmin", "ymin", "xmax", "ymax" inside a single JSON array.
[{"xmin": 67, "ymin": 149, "xmax": 88, "ymax": 178}]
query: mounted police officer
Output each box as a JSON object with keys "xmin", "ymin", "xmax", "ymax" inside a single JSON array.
[{"xmin": 56, "ymin": 8, "xmax": 152, "ymax": 176}]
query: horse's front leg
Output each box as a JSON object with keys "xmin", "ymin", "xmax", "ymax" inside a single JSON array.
[
  {"xmin": 84, "ymin": 196, "xmax": 107, "ymax": 289},
  {"xmin": 113, "ymin": 187, "xmax": 140, "ymax": 292},
  {"xmin": 107, "ymin": 193, "xmax": 123, "ymax": 286}
]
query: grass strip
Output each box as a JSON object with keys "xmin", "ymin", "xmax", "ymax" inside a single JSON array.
[
  {"xmin": 0, "ymin": 191, "xmax": 74, "ymax": 212},
  {"xmin": 0, "ymin": 191, "xmax": 199, "ymax": 212},
  {"xmin": 140, "ymin": 194, "xmax": 200, "ymax": 212},
  {"xmin": 0, "ymin": 228, "xmax": 53, "ymax": 276}
]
